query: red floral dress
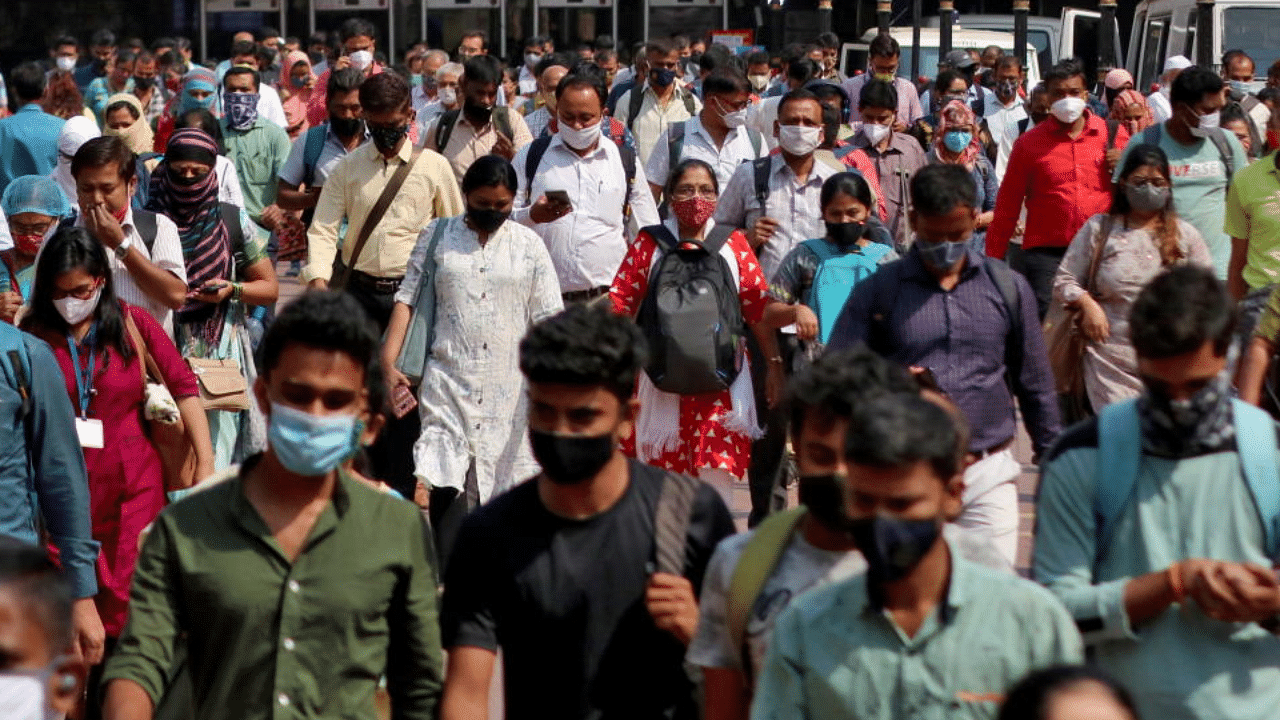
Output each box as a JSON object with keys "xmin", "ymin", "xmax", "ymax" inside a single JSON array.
[{"xmin": 610, "ymin": 226, "xmax": 770, "ymax": 479}]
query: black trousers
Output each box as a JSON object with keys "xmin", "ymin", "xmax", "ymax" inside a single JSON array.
[
  {"xmin": 745, "ymin": 331, "xmax": 799, "ymax": 527},
  {"xmin": 428, "ymin": 461, "xmax": 480, "ymax": 573},
  {"xmin": 1020, "ymin": 246, "xmax": 1068, "ymax": 321}
]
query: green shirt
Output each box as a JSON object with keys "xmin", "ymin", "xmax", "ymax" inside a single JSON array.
[
  {"xmin": 750, "ymin": 542, "xmax": 1082, "ymax": 720},
  {"xmin": 222, "ymin": 118, "xmax": 292, "ymax": 227},
  {"xmin": 102, "ymin": 464, "xmax": 443, "ymax": 720},
  {"xmin": 1224, "ymin": 151, "xmax": 1280, "ymax": 290}
]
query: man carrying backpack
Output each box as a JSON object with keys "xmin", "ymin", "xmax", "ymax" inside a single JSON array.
[
  {"xmin": 276, "ymin": 68, "xmax": 368, "ymax": 222},
  {"xmin": 423, "ymin": 55, "xmax": 533, "ymax": 185},
  {"xmin": 1035, "ymin": 266, "xmax": 1280, "ymax": 720}
]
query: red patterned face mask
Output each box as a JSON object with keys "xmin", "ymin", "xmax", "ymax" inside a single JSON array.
[{"xmin": 670, "ymin": 195, "xmax": 717, "ymax": 230}]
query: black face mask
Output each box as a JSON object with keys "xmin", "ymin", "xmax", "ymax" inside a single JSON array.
[
  {"xmin": 329, "ymin": 115, "xmax": 364, "ymax": 139},
  {"xmin": 467, "ymin": 206, "xmax": 509, "ymax": 234},
  {"xmin": 463, "ymin": 101, "xmax": 493, "ymax": 125},
  {"xmin": 369, "ymin": 123, "xmax": 408, "ymax": 153},
  {"xmin": 825, "ymin": 221, "xmax": 866, "ymax": 248},
  {"xmin": 848, "ymin": 514, "xmax": 942, "ymax": 583},
  {"xmin": 133, "ymin": 76, "xmax": 156, "ymax": 91},
  {"xmin": 797, "ymin": 474, "xmax": 852, "ymax": 533},
  {"xmin": 530, "ymin": 429, "xmax": 615, "ymax": 485}
]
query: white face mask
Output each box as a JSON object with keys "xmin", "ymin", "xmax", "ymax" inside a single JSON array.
[
  {"xmin": 54, "ymin": 287, "xmax": 101, "ymax": 325},
  {"xmin": 525, "ymin": 53, "xmax": 542, "ymax": 69},
  {"xmin": 861, "ymin": 122, "xmax": 891, "ymax": 146},
  {"xmin": 55, "ymin": 56, "xmax": 77, "ymax": 73},
  {"xmin": 777, "ymin": 124, "xmax": 822, "ymax": 155},
  {"xmin": 715, "ymin": 98, "xmax": 748, "ymax": 129},
  {"xmin": 349, "ymin": 50, "xmax": 373, "ymax": 72},
  {"xmin": 1190, "ymin": 110, "xmax": 1221, "ymax": 138},
  {"xmin": 438, "ymin": 87, "xmax": 457, "ymax": 106},
  {"xmin": 1050, "ymin": 96, "xmax": 1086, "ymax": 124},
  {"xmin": 0, "ymin": 666, "xmax": 62, "ymax": 720},
  {"xmin": 560, "ymin": 120, "xmax": 602, "ymax": 151},
  {"xmin": 748, "ymin": 74, "xmax": 770, "ymax": 92}
]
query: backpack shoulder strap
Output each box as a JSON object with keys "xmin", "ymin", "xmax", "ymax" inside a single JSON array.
[
  {"xmin": 627, "ymin": 86, "xmax": 644, "ymax": 131},
  {"xmin": 1095, "ymin": 399, "xmax": 1143, "ymax": 565},
  {"xmin": 617, "ymin": 142, "xmax": 637, "ymax": 220},
  {"xmin": 725, "ymin": 507, "xmax": 806, "ymax": 671},
  {"xmin": 668, "ymin": 121, "xmax": 687, "ymax": 178},
  {"xmin": 746, "ymin": 128, "xmax": 764, "ymax": 157},
  {"xmin": 132, "ymin": 209, "xmax": 159, "ymax": 253},
  {"xmin": 5, "ymin": 336, "xmax": 32, "ymax": 420},
  {"xmin": 435, "ymin": 109, "xmax": 461, "ymax": 151},
  {"xmin": 1231, "ymin": 399, "xmax": 1280, "ymax": 558},
  {"xmin": 1207, "ymin": 128, "xmax": 1237, "ymax": 182},
  {"xmin": 1016, "ymin": 117, "xmax": 1030, "ymax": 135},
  {"xmin": 302, "ymin": 124, "xmax": 327, "ymax": 186},
  {"xmin": 493, "ymin": 106, "xmax": 514, "ymax": 141},
  {"xmin": 832, "ymin": 143, "xmax": 856, "ymax": 161},
  {"xmin": 1106, "ymin": 118, "xmax": 1120, "ymax": 150},
  {"xmin": 702, "ymin": 223, "xmax": 736, "ymax": 255},
  {"xmin": 752, "ymin": 156, "xmax": 773, "ymax": 211},
  {"xmin": 653, "ymin": 471, "xmax": 700, "ymax": 576},
  {"xmin": 682, "ymin": 87, "xmax": 697, "ymax": 117},
  {"xmin": 219, "ymin": 202, "xmax": 247, "ymax": 265},
  {"xmin": 643, "ymin": 224, "xmax": 678, "ymax": 253},
  {"xmin": 523, "ymin": 135, "xmax": 554, "ymax": 204}
]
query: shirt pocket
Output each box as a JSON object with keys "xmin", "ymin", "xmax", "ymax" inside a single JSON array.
[{"xmin": 238, "ymin": 148, "xmax": 277, "ymax": 189}]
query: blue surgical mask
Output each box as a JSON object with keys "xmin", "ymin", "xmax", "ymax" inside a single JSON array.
[
  {"xmin": 916, "ymin": 238, "xmax": 968, "ymax": 270},
  {"xmin": 268, "ymin": 401, "xmax": 363, "ymax": 477},
  {"xmin": 943, "ymin": 130, "xmax": 973, "ymax": 153}
]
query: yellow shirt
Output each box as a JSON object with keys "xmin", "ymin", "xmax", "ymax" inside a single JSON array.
[{"xmin": 303, "ymin": 140, "xmax": 464, "ymax": 282}]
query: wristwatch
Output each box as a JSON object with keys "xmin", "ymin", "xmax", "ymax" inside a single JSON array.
[{"xmin": 114, "ymin": 236, "xmax": 133, "ymax": 261}]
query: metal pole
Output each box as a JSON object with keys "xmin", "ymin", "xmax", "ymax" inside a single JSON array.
[
  {"xmin": 770, "ymin": 0, "xmax": 783, "ymax": 51},
  {"xmin": 723, "ymin": 0, "xmax": 728, "ymax": 31},
  {"xmin": 876, "ymin": 0, "xmax": 890, "ymax": 35},
  {"xmin": 200, "ymin": 0, "xmax": 208, "ymax": 66},
  {"xmin": 501, "ymin": 0, "xmax": 509, "ymax": 60},
  {"xmin": 1098, "ymin": 0, "xmax": 1117, "ymax": 85},
  {"xmin": 421, "ymin": 0, "xmax": 427, "ymax": 47},
  {"xmin": 643, "ymin": 0, "xmax": 650, "ymax": 51},
  {"xmin": 1197, "ymin": 0, "xmax": 1215, "ymax": 68},
  {"xmin": 279, "ymin": 1, "xmax": 286, "ymax": 47},
  {"xmin": 1013, "ymin": 0, "xmax": 1029, "ymax": 78},
  {"xmin": 310, "ymin": 0, "xmax": 316, "ymax": 37},
  {"xmin": 389, "ymin": 3, "xmax": 396, "ymax": 65},
  {"xmin": 939, "ymin": 0, "xmax": 953, "ymax": 63},
  {"xmin": 818, "ymin": 0, "xmax": 832, "ymax": 35},
  {"xmin": 533, "ymin": 0, "xmax": 539, "ymax": 38},
  {"xmin": 910, "ymin": 0, "xmax": 921, "ymax": 81},
  {"xmin": 610, "ymin": 2, "xmax": 617, "ymax": 60}
]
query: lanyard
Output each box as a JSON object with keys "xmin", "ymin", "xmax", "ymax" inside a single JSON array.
[{"xmin": 67, "ymin": 324, "xmax": 98, "ymax": 419}]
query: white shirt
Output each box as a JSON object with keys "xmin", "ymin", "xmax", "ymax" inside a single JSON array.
[
  {"xmin": 76, "ymin": 207, "xmax": 187, "ymax": 336},
  {"xmin": 256, "ymin": 84, "xmax": 288, "ymax": 129},
  {"xmin": 645, "ymin": 117, "xmax": 767, "ymax": 191},
  {"xmin": 985, "ymin": 98, "xmax": 1028, "ymax": 186},
  {"xmin": 518, "ymin": 65, "xmax": 539, "ymax": 95},
  {"xmin": 512, "ymin": 134, "xmax": 661, "ymax": 293},
  {"xmin": 215, "ymin": 155, "xmax": 245, "ymax": 208},
  {"xmin": 748, "ymin": 96, "xmax": 782, "ymax": 152},
  {"xmin": 1149, "ymin": 90, "xmax": 1173, "ymax": 125},
  {"xmin": 613, "ymin": 83, "xmax": 702, "ymax": 166}
]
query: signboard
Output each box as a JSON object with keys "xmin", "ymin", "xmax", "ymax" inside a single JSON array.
[
  {"xmin": 315, "ymin": 0, "xmax": 387, "ymax": 7},
  {"xmin": 425, "ymin": 0, "xmax": 499, "ymax": 8},
  {"xmin": 649, "ymin": 0, "xmax": 720, "ymax": 6},
  {"xmin": 710, "ymin": 30, "xmax": 753, "ymax": 48},
  {"xmin": 537, "ymin": 0, "xmax": 609, "ymax": 6},
  {"xmin": 207, "ymin": 0, "xmax": 280, "ymax": 10}
]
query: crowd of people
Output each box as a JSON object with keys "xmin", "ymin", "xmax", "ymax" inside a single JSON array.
[{"xmin": 1, "ymin": 15, "xmax": 1280, "ymax": 720}]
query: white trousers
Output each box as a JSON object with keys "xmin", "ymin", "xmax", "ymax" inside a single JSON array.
[{"xmin": 955, "ymin": 448, "xmax": 1022, "ymax": 567}]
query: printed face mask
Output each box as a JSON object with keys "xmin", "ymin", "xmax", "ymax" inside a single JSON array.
[
  {"xmin": 223, "ymin": 91, "xmax": 260, "ymax": 130},
  {"xmin": 670, "ymin": 195, "xmax": 717, "ymax": 229}
]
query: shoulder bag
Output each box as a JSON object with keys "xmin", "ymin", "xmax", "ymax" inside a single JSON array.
[
  {"xmin": 1043, "ymin": 215, "xmax": 1114, "ymax": 398},
  {"xmin": 332, "ymin": 148, "xmax": 424, "ymax": 291},
  {"xmin": 124, "ymin": 313, "xmax": 199, "ymax": 491}
]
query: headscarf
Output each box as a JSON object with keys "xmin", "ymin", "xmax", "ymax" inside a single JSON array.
[
  {"xmin": 51, "ymin": 116, "xmax": 101, "ymax": 203},
  {"xmin": 1111, "ymin": 89, "xmax": 1155, "ymax": 137},
  {"xmin": 146, "ymin": 128, "xmax": 234, "ymax": 346},
  {"xmin": 1103, "ymin": 68, "xmax": 1136, "ymax": 105},
  {"xmin": 178, "ymin": 67, "xmax": 219, "ymax": 115},
  {"xmin": 280, "ymin": 51, "xmax": 314, "ymax": 92},
  {"xmin": 934, "ymin": 99, "xmax": 982, "ymax": 168},
  {"xmin": 102, "ymin": 93, "xmax": 155, "ymax": 155}
]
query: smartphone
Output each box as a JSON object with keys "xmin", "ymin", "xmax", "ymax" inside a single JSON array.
[
  {"xmin": 545, "ymin": 189, "xmax": 572, "ymax": 207},
  {"xmin": 200, "ymin": 282, "xmax": 228, "ymax": 294},
  {"xmin": 391, "ymin": 384, "xmax": 419, "ymax": 419}
]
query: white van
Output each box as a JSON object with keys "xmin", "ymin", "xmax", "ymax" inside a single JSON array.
[
  {"xmin": 840, "ymin": 27, "xmax": 1042, "ymax": 87},
  {"xmin": 923, "ymin": 10, "xmax": 1123, "ymax": 81},
  {"xmin": 1127, "ymin": 0, "xmax": 1280, "ymax": 89}
]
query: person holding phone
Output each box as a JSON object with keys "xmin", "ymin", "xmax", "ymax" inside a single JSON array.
[
  {"xmin": 305, "ymin": 18, "xmax": 383, "ymax": 128},
  {"xmin": 382, "ymin": 155, "xmax": 562, "ymax": 569}
]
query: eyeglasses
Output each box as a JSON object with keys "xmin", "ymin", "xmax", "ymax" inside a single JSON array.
[
  {"xmin": 1127, "ymin": 177, "xmax": 1169, "ymax": 189},
  {"xmin": 671, "ymin": 188, "xmax": 718, "ymax": 201}
]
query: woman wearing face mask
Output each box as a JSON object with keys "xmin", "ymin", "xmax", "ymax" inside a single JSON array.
[
  {"xmin": 911, "ymin": 69, "xmax": 968, "ymax": 150},
  {"xmin": 929, "ymin": 99, "xmax": 996, "ymax": 252},
  {"xmin": 382, "ymin": 155, "xmax": 562, "ymax": 565},
  {"xmin": 102, "ymin": 94, "xmax": 155, "ymax": 155},
  {"xmin": 153, "ymin": 67, "xmax": 219, "ymax": 153},
  {"xmin": 147, "ymin": 128, "xmax": 279, "ymax": 470},
  {"xmin": 610, "ymin": 159, "xmax": 787, "ymax": 506},
  {"xmin": 0, "ymin": 176, "xmax": 72, "ymax": 324},
  {"xmin": 1052, "ymin": 145, "xmax": 1212, "ymax": 411},
  {"xmin": 277, "ymin": 50, "xmax": 314, "ymax": 141},
  {"xmin": 19, "ymin": 226, "xmax": 213, "ymax": 675}
]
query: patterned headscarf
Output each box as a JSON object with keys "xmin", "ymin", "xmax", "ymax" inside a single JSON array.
[
  {"xmin": 102, "ymin": 93, "xmax": 155, "ymax": 155},
  {"xmin": 1111, "ymin": 89, "xmax": 1155, "ymax": 138},
  {"xmin": 934, "ymin": 99, "xmax": 982, "ymax": 168},
  {"xmin": 147, "ymin": 128, "xmax": 234, "ymax": 346},
  {"xmin": 178, "ymin": 67, "xmax": 219, "ymax": 115}
]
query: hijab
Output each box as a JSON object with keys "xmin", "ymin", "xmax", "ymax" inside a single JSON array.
[
  {"xmin": 1111, "ymin": 89, "xmax": 1155, "ymax": 138},
  {"xmin": 102, "ymin": 93, "xmax": 155, "ymax": 155},
  {"xmin": 934, "ymin": 99, "xmax": 982, "ymax": 168},
  {"xmin": 177, "ymin": 67, "xmax": 219, "ymax": 115},
  {"xmin": 51, "ymin": 116, "xmax": 101, "ymax": 203}
]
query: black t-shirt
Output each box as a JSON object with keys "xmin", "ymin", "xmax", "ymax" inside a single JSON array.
[{"xmin": 441, "ymin": 459, "xmax": 736, "ymax": 720}]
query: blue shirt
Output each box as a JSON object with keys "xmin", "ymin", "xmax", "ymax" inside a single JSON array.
[
  {"xmin": 0, "ymin": 104, "xmax": 66, "ymax": 196},
  {"xmin": 0, "ymin": 323, "xmax": 98, "ymax": 598},
  {"xmin": 828, "ymin": 247, "xmax": 1061, "ymax": 455}
]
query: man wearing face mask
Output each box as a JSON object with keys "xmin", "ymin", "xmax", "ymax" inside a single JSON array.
[
  {"xmin": 129, "ymin": 52, "xmax": 169, "ymax": 126},
  {"xmin": 306, "ymin": 19, "xmax": 383, "ymax": 128},
  {"xmin": 410, "ymin": 49, "xmax": 449, "ymax": 117},
  {"xmin": 101, "ymin": 291, "xmax": 444, "ymax": 720},
  {"xmin": 645, "ymin": 69, "xmax": 767, "ymax": 202},
  {"xmin": 1221, "ymin": 50, "xmax": 1270, "ymax": 153},
  {"xmin": 277, "ymin": 68, "xmax": 368, "ymax": 220},
  {"xmin": 47, "ymin": 36, "xmax": 80, "ymax": 81},
  {"xmin": 520, "ymin": 56, "xmax": 570, "ymax": 140},
  {"xmin": 829, "ymin": 165, "xmax": 1061, "ymax": 568},
  {"xmin": 983, "ymin": 56, "xmax": 1028, "ymax": 165},
  {"xmin": 614, "ymin": 39, "xmax": 702, "ymax": 166},
  {"xmin": 424, "ymin": 55, "xmax": 532, "ymax": 185},
  {"xmin": 852, "ymin": 79, "xmax": 926, "ymax": 247},
  {"xmin": 417, "ymin": 62, "xmax": 464, "ymax": 133},
  {"xmin": 220, "ymin": 67, "xmax": 292, "ymax": 237},
  {"xmin": 839, "ymin": 33, "xmax": 922, "ymax": 131},
  {"xmin": 518, "ymin": 36, "xmax": 548, "ymax": 95},
  {"xmin": 753, "ymin": 392, "xmax": 1082, "ymax": 720},
  {"xmin": 74, "ymin": 29, "xmax": 116, "ymax": 93},
  {"xmin": 988, "ymin": 57, "xmax": 1128, "ymax": 318},
  {"xmin": 1036, "ymin": 266, "xmax": 1280, "ymax": 720},
  {"xmin": 1115, "ymin": 66, "xmax": 1247, "ymax": 281},
  {"xmin": 745, "ymin": 51, "xmax": 773, "ymax": 96},
  {"xmin": 439, "ymin": 305, "xmax": 734, "ymax": 720}
]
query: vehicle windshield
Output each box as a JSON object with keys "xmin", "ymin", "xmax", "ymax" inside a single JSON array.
[{"xmin": 1222, "ymin": 7, "xmax": 1280, "ymax": 79}]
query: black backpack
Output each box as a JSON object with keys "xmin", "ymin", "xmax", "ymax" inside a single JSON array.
[{"xmin": 636, "ymin": 223, "xmax": 743, "ymax": 395}]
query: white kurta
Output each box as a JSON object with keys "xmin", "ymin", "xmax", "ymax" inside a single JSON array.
[{"xmin": 397, "ymin": 216, "xmax": 564, "ymax": 502}]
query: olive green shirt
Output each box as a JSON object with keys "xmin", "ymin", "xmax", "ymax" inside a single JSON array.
[{"xmin": 102, "ymin": 464, "xmax": 443, "ymax": 720}]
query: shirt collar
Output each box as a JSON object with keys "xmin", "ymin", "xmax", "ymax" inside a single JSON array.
[
  {"xmin": 364, "ymin": 138, "xmax": 413, "ymax": 163},
  {"xmin": 549, "ymin": 131, "xmax": 610, "ymax": 160},
  {"xmin": 662, "ymin": 214, "xmax": 716, "ymax": 241},
  {"xmin": 230, "ymin": 455, "xmax": 354, "ymax": 553},
  {"xmin": 860, "ymin": 538, "xmax": 967, "ymax": 622}
]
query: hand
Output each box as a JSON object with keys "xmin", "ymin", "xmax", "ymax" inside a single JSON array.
[
  {"xmin": 70, "ymin": 598, "xmax": 105, "ymax": 666},
  {"xmin": 645, "ymin": 572, "xmax": 699, "ymax": 645},
  {"xmin": 892, "ymin": 120, "xmax": 907, "ymax": 133},
  {"xmin": 333, "ymin": 55, "xmax": 352, "ymax": 71},
  {"xmin": 187, "ymin": 281, "xmax": 232, "ymax": 305},
  {"xmin": 307, "ymin": 278, "xmax": 329, "ymax": 291},
  {"xmin": 386, "ymin": 365, "xmax": 411, "ymax": 394},
  {"xmin": 491, "ymin": 131, "xmax": 515, "ymax": 160},
  {"xmin": 1079, "ymin": 300, "xmax": 1110, "ymax": 343},
  {"xmin": 84, "ymin": 203, "xmax": 126, "ymax": 250},
  {"xmin": 413, "ymin": 480, "xmax": 430, "ymax": 509},
  {"xmin": 259, "ymin": 204, "xmax": 286, "ymax": 232},
  {"xmin": 0, "ymin": 291, "xmax": 23, "ymax": 323},
  {"xmin": 750, "ymin": 216, "xmax": 780, "ymax": 248},
  {"xmin": 1188, "ymin": 561, "xmax": 1280, "ymax": 623},
  {"xmin": 794, "ymin": 304, "xmax": 819, "ymax": 342},
  {"xmin": 765, "ymin": 363, "xmax": 785, "ymax": 409},
  {"xmin": 194, "ymin": 458, "xmax": 215, "ymax": 485},
  {"xmin": 1105, "ymin": 148, "xmax": 1122, "ymax": 174},
  {"xmin": 530, "ymin": 195, "xmax": 571, "ymax": 224}
]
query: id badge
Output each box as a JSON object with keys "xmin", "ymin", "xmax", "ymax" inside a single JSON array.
[{"xmin": 76, "ymin": 418, "xmax": 105, "ymax": 449}]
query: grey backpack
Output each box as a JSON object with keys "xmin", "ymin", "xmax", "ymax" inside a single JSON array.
[{"xmin": 637, "ymin": 224, "xmax": 744, "ymax": 395}]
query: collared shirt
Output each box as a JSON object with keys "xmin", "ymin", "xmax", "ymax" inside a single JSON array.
[
  {"xmin": 828, "ymin": 247, "xmax": 1061, "ymax": 455},
  {"xmin": 843, "ymin": 75, "xmax": 924, "ymax": 126},
  {"xmin": 996, "ymin": 117, "xmax": 1035, "ymax": 186},
  {"xmin": 524, "ymin": 106, "xmax": 552, "ymax": 141},
  {"xmin": 983, "ymin": 98, "xmax": 1028, "ymax": 183},
  {"xmin": 423, "ymin": 110, "xmax": 534, "ymax": 185},
  {"xmin": 852, "ymin": 131, "xmax": 928, "ymax": 241},
  {"xmin": 279, "ymin": 123, "xmax": 370, "ymax": 188},
  {"xmin": 101, "ymin": 465, "xmax": 443, "ymax": 720},
  {"xmin": 222, "ymin": 118, "xmax": 293, "ymax": 226},
  {"xmin": 512, "ymin": 133, "xmax": 660, "ymax": 293},
  {"xmin": 987, "ymin": 112, "xmax": 1127, "ymax": 259},
  {"xmin": 613, "ymin": 83, "xmax": 702, "ymax": 166},
  {"xmin": 1225, "ymin": 151, "xmax": 1280, "ymax": 290},
  {"xmin": 0, "ymin": 324, "xmax": 97, "ymax": 599},
  {"xmin": 645, "ymin": 116, "xmax": 767, "ymax": 190},
  {"xmin": 1036, "ymin": 418, "xmax": 1280, "ymax": 720},
  {"xmin": 751, "ymin": 542, "xmax": 1083, "ymax": 720},
  {"xmin": 0, "ymin": 104, "xmax": 65, "ymax": 195},
  {"xmin": 518, "ymin": 64, "xmax": 538, "ymax": 95},
  {"xmin": 136, "ymin": 86, "xmax": 171, "ymax": 125},
  {"xmin": 921, "ymin": 84, "xmax": 998, "ymax": 120},
  {"xmin": 714, "ymin": 153, "xmax": 840, "ymax": 281},
  {"xmin": 75, "ymin": 207, "xmax": 187, "ymax": 336},
  {"xmin": 304, "ymin": 141, "xmax": 464, "ymax": 282},
  {"xmin": 1148, "ymin": 90, "xmax": 1172, "ymax": 124}
]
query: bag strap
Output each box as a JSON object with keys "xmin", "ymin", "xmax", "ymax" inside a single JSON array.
[
  {"xmin": 653, "ymin": 471, "xmax": 699, "ymax": 576},
  {"xmin": 618, "ymin": 143, "xmax": 637, "ymax": 221},
  {"xmin": 747, "ymin": 129, "xmax": 764, "ymax": 157},
  {"xmin": 122, "ymin": 310, "xmax": 164, "ymax": 386},
  {"xmin": 702, "ymin": 223, "xmax": 735, "ymax": 255},
  {"xmin": 1231, "ymin": 399, "xmax": 1280, "ymax": 559},
  {"xmin": 133, "ymin": 209, "xmax": 159, "ymax": 253},
  {"xmin": 627, "ymin": 86, "xmax": 644, "ymax": 131},
  {"xmin": 1095, "ymin": 399, "xmax": 1142, "ymax": 570},
  {"xmin": 435, "ymin": 109, "xmax": 461, "ymax": 152},
  {"xmin": 302, "ymin": 124, "xmax": 327, "ymax": 186},
  {"xmin": 219, "ymin": 202, "xmax": 247, "ymax": 268},
  {"xmin": 336, "ymin": 148, "xmax": 423, "ymax": 289},
  {"xmin": 726, "ymin": 506, "xmax": 806, "ymax": 679},
  {"xmin": 668, "ymin": 121, "xmax": 687, "ymax": 180},
  {"xmin": 1084, "ymin": 215, "xmax": 1114, "ymax": 293},
  {"xmin": 642, "ymin": 224, "xmax": 679, "ymax": 254},
  {"xmin": 751, "ymin": 156, "xmax": 772, "ymax": 213},
  {"xmin": 524, "ymin": 135, "xmax": 554, "ymax": 204},
  {"xmin": 682, "ymin": 88, "xmax": 696, "ymax": 117},
  {"xmin": 1205, "ymin": 128, "xmax": 1236, "ymax": 182},
  {"xmin": 1105, "ymin": 118, "xmax": 1120, "ymax": 150},
  {"xmin": 0, "ymin": 251, "xmax": 20, "ymax": 295}
]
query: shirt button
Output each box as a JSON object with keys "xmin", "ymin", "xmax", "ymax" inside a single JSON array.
[
  {"xmin": 481, "ymin": 292, "xmax": 487, "ymax": 299},
  {"xmin": 283, "ymin": 637, "xmax": 296, "ymax": 651},
  {"xmin": 278, "ymin": 693, "xmax": 291, "ymax": 707},
  {"xmin": 287, "ymin": 580, "xmax": 300, "ymax": 593}
]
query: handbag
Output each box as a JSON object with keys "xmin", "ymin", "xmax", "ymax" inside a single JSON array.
[
  {"xmin": 394, "ymin": 217, "xmax": 450, "ymax": 386},
  {"xmin": 332, "ymin": 148, "xmax": 424, "ymax": 291},
  {"xmin": 187, "ymin": 357, "xmax": 251, "ymax": 411},
  {"xmin": 124, "ymin": 314, "xmax": 199, "ymax": 492},
  {"xmin": 1044, "ymin": 215, "xmax": 1113, "ymax": 397}
]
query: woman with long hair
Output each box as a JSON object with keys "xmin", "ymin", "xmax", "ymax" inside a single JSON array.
[
  {"xmin": 42, "ymin": 70, "xmax": 94, "ymax": 121},
  {"xmin": 1052, "ymin": 144, "xmax": 1212, "ymax": 410}
]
